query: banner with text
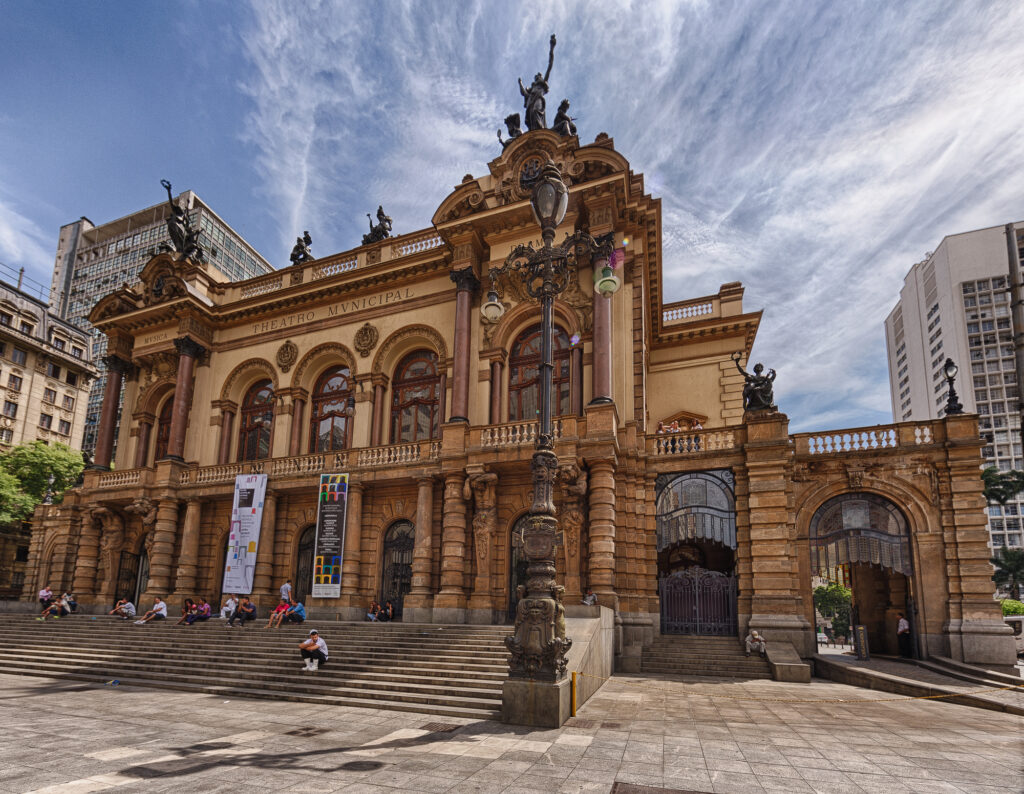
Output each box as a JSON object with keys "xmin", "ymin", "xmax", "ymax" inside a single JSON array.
[
  {"xmin": 221, "ymin": 473, "xmax": 269, "ymax": 594},
  {"xmin": 312, "ymin": 473, "xmax": 349, "ymax": 598}
]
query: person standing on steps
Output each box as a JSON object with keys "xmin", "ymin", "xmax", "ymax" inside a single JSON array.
[
  {"xmin": 299, "ymin": 629, "xmax": 328, "ymax": 671},
  {"xmin": 896, "ymin": 613, "xmax": 912, "ymax": 658},
  {"xmin": 280, "ymin": 579, "xmax": 292, "ymax": 602}
]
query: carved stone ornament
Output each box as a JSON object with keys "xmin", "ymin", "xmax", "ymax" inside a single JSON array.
[
  {"xmin": 353, "ymin": 323, "xmax": 379, "ymax": 358},
  {"xmin": 277, "ymin": 340, "xmax": 298, "ymax": 373},
  {"xmin": 125, "ymin": 497, "xmax": 157, "ymax": 528}
]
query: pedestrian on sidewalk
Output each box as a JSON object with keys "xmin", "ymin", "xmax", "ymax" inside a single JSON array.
[
  {"xmin": 745, "ymin": 629, "xmax": 766, "ymax": 657},
  {"xmin": 299, "ymin": 629, "xmax": 328, "ymax": 671},
  {"xmin": 897, "ymin": 613, "xmax": 912, "ymax": 658},
  {"xmin": 135, "ymin": 597, "xmax": 168, "ymax": 624}
]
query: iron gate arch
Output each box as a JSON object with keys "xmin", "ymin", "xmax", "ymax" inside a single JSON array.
[
  {"xmin": 295, "ymin": 525, "xmax": 316, "ymax": 604},
  {"xmin": 380, "ymin": 520, "xmax": 415, "ymax": 619},
  {"xmin": 655, "ymin": 470, "xmax": 737, "ymax": 635}
]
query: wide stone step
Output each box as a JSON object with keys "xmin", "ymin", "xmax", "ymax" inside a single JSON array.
[{"xmin": 0, "ymin": 663, "xmax": 501, "ymax": 720}]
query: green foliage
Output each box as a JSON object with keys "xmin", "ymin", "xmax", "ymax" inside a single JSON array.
[
  {"xmin": 0, "ymin": 469, "xmax": 35, "ymax": 525},
  {"xmin": 814, "ymin": 582, "xmax": 853, "ymax": 640},
  {"xmin": 981, "ymin": 466, "xmax": 1024, "ymax": 506},
  {"xmin": 991, "ymin": 546, "xmax": 1024, "ymax": 601},
  {"xmin": 0, "ymin": 441, "xmax": 85, "ymax": 523},
  {"xmin": 1001, "ymin": 598, "xmax": 1024, "ymax": 616}
]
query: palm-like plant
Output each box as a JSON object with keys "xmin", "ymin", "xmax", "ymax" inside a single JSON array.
[{"xmin": 991, "ymin": 547, "xmax": 1024, "ymax": 600}]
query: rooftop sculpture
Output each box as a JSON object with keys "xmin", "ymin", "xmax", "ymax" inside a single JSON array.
[
  {"xmin": 158, "ymin": 179, "xmax": 205, "ymax": 263},
  {"xmin": 289, "ymin": 231, "xmax": 314, "ymax": 265},
  {"xmin": 518, "ymin": 34, "xmax": 556, "ymax": 131},
  {"xmin": 362, "ymin": 205, "xmax": 393, "ymax": 245},
  {"xmin": 732, "ymin": 351, "xmax": 777, "ymax": 412}
]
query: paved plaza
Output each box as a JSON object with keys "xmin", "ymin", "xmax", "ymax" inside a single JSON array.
[{"xmin": 0, "ymin": 671, "xmax": 1020, "ymax": 794}]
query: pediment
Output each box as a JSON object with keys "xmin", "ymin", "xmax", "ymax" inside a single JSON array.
[{"xmin": 88, "ymin": 288, "xmax": 143, "ymax": 324}]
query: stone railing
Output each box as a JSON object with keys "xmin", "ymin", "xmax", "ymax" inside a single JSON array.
[
  {"xmin": 794, "ymin": 421, "xmax": 937, "ymax": 456},
  {"xmin": 662, "ymin": 297, "xmax": 717, "ymax": 325},
  {"xmin": 648, "ymin": 428, "xmax": 739, "ymax": 457},
  {"xmin": 311, "ymin": 256, "xmax": 357, "ymax": 280},
  {"xmin": 391, "ymin": 232, "xmax": 443, "ymax": 257},
  {"xmin": 479, "ymin": 419, "xmax": 566, "ymax": 449},
  {"xmin": 95, "ymin": 469, "xmax": 144, "ymax": 489},
  {"xmin": 239, "ymin": 274, "xmax": 283, "ymax": 299}
]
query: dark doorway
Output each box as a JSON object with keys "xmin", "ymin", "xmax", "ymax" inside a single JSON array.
[
  {"xmin": 380, "ymin": 521, "xmax": 414, "ymax": 619},
  {"xmin": 295, "ymin": 525, "xmax": 315, "ymax": 604},
  {"xmin": 507, "ymin": 515, "xmax": 530, "ymax": 624},
  {"xmin": 116, "ymin": 550, "xmax": 149, "ymax": 605}
]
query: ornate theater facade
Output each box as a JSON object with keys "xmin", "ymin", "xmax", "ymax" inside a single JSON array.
[{"xmin": 23, "ymin": 131, "xmax": 1015, "ymax": 673}]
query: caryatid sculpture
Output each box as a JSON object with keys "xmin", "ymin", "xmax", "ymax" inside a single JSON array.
[
  {"xmin": 518, "ymin": 34, "xmax": 557, "ymax": 131},
  {"xmin": 732, "ymin": 351, "xmax": 777, "ymax": 412}
]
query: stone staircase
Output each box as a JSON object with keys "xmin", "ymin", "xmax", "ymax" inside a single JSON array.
[
  {"xmin": 0, "ymin": 615, "xmax": 510, "ymax": 719},
  {"xmin": 642, "ymin": 635, "xmax": 773, "ymax": 680}
]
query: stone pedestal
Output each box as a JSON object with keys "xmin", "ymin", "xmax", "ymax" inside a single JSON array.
[{"xmin": 502, "ymin": 677, "xmax": 572, "ymax": 728}]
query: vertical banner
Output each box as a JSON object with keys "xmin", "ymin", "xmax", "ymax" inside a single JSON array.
[
  {"xmin": 221, "ymin": 474, "xmax": 269, "ymax": 594},
  {"xmin": 312, "ymin": 473, "xmax": 348, "ymax": 598}
]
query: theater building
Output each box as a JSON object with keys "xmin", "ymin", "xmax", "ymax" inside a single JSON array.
[{"xmin": 23, "ymin": 130, "xmax": 1016, "ymax": 673}]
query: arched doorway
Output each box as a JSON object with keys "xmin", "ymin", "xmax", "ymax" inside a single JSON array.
[
  {"xmin": 295, "ymin": 525, "xmax": 316, "ymax": 604},
  {"xmin": 116, "ymin": 549, "xmax": 149, "ymax": 606},
  {"xmin": 507, "ymin": 514, "xmax": 530, "ymax": 623},
  {"xmin": 809, "ymin": 493, "xmax": 914, "ymax": 656},
  {"xmin": 380, "ymin": 521, "xmax": 414, "ymax": 619},
  {"xmin": 655, "ymin": 471, "xmax": 737, "ymax": 635}
]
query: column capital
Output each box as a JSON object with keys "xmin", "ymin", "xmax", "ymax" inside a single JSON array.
[
  {"xmin": 450, "ymin": 267, "xmax": 480, "ymax": 293},
  {"xmin": 174, "ymin": 336, "xmax": 206, "ymax": 359},
  {"xmin": 101, "ymin": 354, "xmax": 131, "ymax": 373}
]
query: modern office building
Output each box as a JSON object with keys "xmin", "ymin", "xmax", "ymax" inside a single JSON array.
[
  {"xmin": 50, "ymin": 192, "xmax": 276, "ymax": 454},
  {"xmin": 885, "ymin": 223, "xmax": 1024, "ymax": 549}
]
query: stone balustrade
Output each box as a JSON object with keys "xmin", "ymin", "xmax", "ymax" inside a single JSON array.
[
  {"xmin": 95, "ymin": 469, "xmax": 143, "ymax": 488},
  {"xmin": 794, "ymin": 420, "xmax": 938, "ymax": 456},
  {"xmin": 310, "ymin": 257, "xmax": 357, "ymax": 280},
  {"xmin": 479, "ymin": 419, "xmax": 566, "ymax": 449},
  {"xmin": 239, "ymin": 274, "xmax": 283, "ymax": 299},
  {"xmin": 390, "ymin": 232, "xmax": 443, "ymax": 257},
  {"xmin": 648, "ymin": 428, "xmax": 738, "ymax": 456},
  {"xmin": 662, "ymin": 297, "xmax": 717, "ymax": 325}
]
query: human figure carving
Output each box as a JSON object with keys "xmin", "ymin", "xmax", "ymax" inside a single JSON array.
[
  {"xmin": 518, "ymin": 34, "xmax": 556, "ymax": 131},
  {"xmin": 551, "ymin": 99, "xmax": 576, "ymax": 136},
  {"xmin": 362, "ymin": 205, "xmax": 393, "ymax": 245},
  {"xmin": 464, "ymin": 471, "xmax": 498, "ymax": 567},
  {"xmin": 289, "ymin": 231, "xmax": 314, "ymax": 265},
  {"xmin": 732, "ymin": 351, "xmax": 777, "ymax": 412},
  {"xmin": 158, "ymin": 179, "xmax": 205, "ymax": 262},
  {"xmin": 125, "ymin": 496, "xmax": 158, "ymax": 528},
  {"xmin": 497, "ymin": 113, "xmax": 523, "ymax": 148}
]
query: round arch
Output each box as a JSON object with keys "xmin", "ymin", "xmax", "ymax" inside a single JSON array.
[
  {"xmin": 372, "ymin": 324, "xmax": 449, "ymax": 377},
  {"xmin": 487, "ymin": 297, "xmax": 582, "ymax": 354},
  {"xmin": 219, "ymin": 358, "xmax": 277, "ymax": 404},
  {"xmin": 291, "ymin": 342, "xmax": 358, "ymax": 392},
  {"xmin": 379, "ymin": 519, "xmax": 415, "ymax": 619},
  {"xmin": 135, "ymin": 378, "xmax": 175, "ymax": 416}
]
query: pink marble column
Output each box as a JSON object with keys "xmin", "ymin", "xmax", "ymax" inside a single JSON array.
[
  {"xmin": 217, "ymin": 407, "xmax": 235, "ymax": 464},
  {"xmin": 289, "ymin": 397, "xmax": 306, "ymax": 457},
  {"xmin": 591, "ymin": 285, "xmax": 613, "ymax": 405},
  {"xmin": 489, "ymin": 360, "xmax": 503, "ymax": 424},
  {"xmin": 94, "ymin": 355, "xmax": 129, "ymax": 469},
  {"xmin": 370, "ymin": 378, "xmax": 386, "ymax": 446},
  {"xmin": 449, "ymin": 268, "xmax": 479, "ymax": 422},
  {"xmin": 134, "ymin": 417, "xmax": 153, "ymax": 468},
  {"xmin": 165, "ymin": 338, "xmax": 205, "ymax": 461}
]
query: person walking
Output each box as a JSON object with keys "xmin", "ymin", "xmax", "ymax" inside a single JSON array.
[
  {"xmin": 896, "ymin": 613, "xmax": 912, "ymax": 658},
  {"xmin": 299, "ymin": 629, "xmax": 328, "ymax": 671}
]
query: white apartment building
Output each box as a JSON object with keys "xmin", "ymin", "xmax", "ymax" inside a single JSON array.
[
  {"xmin": 51, "ymin": 191, "xmax": 276, "ymax": 454},
  {"xmin": 885, "ymin": 222, "xmax": 1024, "ymax": 549}
]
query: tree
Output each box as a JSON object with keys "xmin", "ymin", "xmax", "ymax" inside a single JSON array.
[
  {"xmin": 981, "ymin": 466, "xmax": 1024, "ymax": 506},
  {"xmin": 1001, "ymin": 598, "xmax": 1024, "ymax": 616},
  {"xmin": 814, "ymin": 582, "xmax": 853, "ymax": 639},
  {"xmin": 0, "ymin": 441, "xmax": 85, "ymax": 523},
  {"xmin": 991, "ymin": 546, "xmax": 1024, "ymax": 600}
]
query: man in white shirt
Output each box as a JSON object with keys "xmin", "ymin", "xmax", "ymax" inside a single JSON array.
[
  {"xmin": 109, "ymin": 599, "xmax": 136, "ymax": 620},
  {"xmin": 220, "ymin": 594, "xmax": 238, "ymax": 620},
  {"xmin": 299, "ymin": 629, "xmax": 328, "ymax": 671},
  {"xmin": 280, "ymin": 580, "xmax": 292, "ymax": 602},
  {"xmin": 135, "ymin": 597, "xmax": 168, "ymax": 624},
  {"xmin": 896, "ymin": 613, "xmax": 912, "ymax": 658}
]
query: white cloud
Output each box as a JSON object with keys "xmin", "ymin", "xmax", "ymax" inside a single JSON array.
[{"xmin": 0, "ymin": 194, "xmax": 53, "ymax": 289}]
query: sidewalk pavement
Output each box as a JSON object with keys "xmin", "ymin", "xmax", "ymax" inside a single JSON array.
[{"xmin": 0, "ymin": 671, "xmax": 1020, "ymax": 793}]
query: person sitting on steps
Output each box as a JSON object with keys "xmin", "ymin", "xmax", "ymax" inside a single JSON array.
[
  {"xmin": 186, "ymin": 597, "xmax": 211, "ymax": 625},
  {"xmin": 135, "ymin": 596, "xmax": 168, "ymax": 624},
  {"xmin": 366, "ymin": 600, "xmax": 381, "ymax": 621},
  {"xmin": 378, "ymin": 600, "xmax": 394, "ymax": 622},
  {"xmin": 109, "ymin": 598, "xmax": 136, "ymax": 620},
  {"xmin": 745, "ymin": 629, "xmax": 766, "ymax": 657},
  {"xmin": 219, "ymin": 593, "xmax": 238, "ymax": 620},
  {"xmin": 299, "ymin": 629, "xmax": 328, "ymax": 671},
  {"xmin": 37, "ymin": 592, "xmax": 73, "ymax": 621},
  {"xmin": 282, "ymin": 599, "xmax": 306, "ymax": 625},
  {"xmin": 226, "ymin": 596, "xmax": 256, "ymax": 627},
  {"xmin": 175, "ymin": 598, "xmax": 196, "ymax": 625},
  {"xmin": 581, "ymin": 588, "xmax": 597, "ymax": 606},
  {"xmin": 265, "ymin": 598, "xmax": 291, "ymax": 629}
]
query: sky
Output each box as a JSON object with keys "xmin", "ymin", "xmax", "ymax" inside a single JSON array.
[{"xmin": 2, "ymin": 0, "xmax": 1024, "ymax": 432}]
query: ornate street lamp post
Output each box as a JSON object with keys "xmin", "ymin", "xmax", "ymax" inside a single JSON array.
[
  {"xmin": 481, "ymin": 159, "xmax": 618, "ymax": 682},
  {"xmin": 943, "ymin": 358, "xmax": 963, "ymax": 415}
]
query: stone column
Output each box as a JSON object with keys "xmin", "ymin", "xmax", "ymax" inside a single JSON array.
[
  {"xmin": 252, "ymin": 490, "xmax": 278, "ymax": 603},
  {"xmin": 340, "ymin": 481, "xmax": 364, "ymax": 597},
  {"xmin": 143, "ymin": 499, "xmax": 180, "ymax": 600},
  {"xmin": 467, "ymin": 471, "xmax": 497, "ymax": 622},
  {"xmin": 134, "ymin": 415, "xmax": 154, "ymax": 468},
  {"xmin": 289, "ymin": 396, "xmax": 306, "ymax": 457},
  {"xmin": 434, "ymin": 473, "xmax": 468, "ymax": 621},
  {"xmin": 591, "ymin": 289, "xmax": 613, "ymax": 405},
  {"xmin": 165, "ymin": 338, "xmax": 205, "ymax": 461},
  {"xmin": 172, "ymin": 498, "xmax": 203, "ymax": 598},
  {"xmin": 571, "ymin": 347, "xmax": 583, "ymax": 415},
  {"xmin": 370, "ymin": 376, "xmax": 387, "ymax": 447},
  {"xmin": 587, "ymin": 459, "xmax": 617, "ymax": 607},
  {"xmin": 489, "ymin": 359, "xmax": 503, "ymax": 424},
  {"xmin": 71, "ymin": 509, "xmax": 101, "ymax": 599},
  {"xmin": 404, "ymin": 477, "xmax": 435, "ymax": 621},
  {"xmin": 449, "ymin": 268, "xmax": 479, "ymax": 422},
  {"xmin": 438, "ymin": 370, "xmax": 448, "ymax": 431},
  {"xmin": 94, "ymin": 355, "xmax": 130, "ymax": 469},
  {"xmin": 217, "ymin": 404, "xmax": 236, "ymax": 464}
]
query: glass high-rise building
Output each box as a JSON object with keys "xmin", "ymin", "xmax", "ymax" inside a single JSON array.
[{"xmin": 50, "ymin": 191, "xmax": 275, "ymax": 455}]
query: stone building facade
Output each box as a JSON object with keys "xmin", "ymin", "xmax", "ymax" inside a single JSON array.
[{"xmin": 23, "ymin": 131, "xmax": 1016, "ymax": 673}]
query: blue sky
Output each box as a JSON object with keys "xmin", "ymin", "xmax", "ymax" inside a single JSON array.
[{"xmin": 3, "ymin": 0, "xmax": 1024, "ymax": 432}]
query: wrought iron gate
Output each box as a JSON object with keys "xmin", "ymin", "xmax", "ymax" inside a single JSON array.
[
  {"xmin": 660, "ymin": 567, "xmax": 737, "ymax": 635},
  {"xmin": 295, "ymin": 526, "xmax": 315, "ymax": 604},
  {"xmin": 116, "ymin": 551, "xmax": 149, "ymax": 605},
  {"xmin": 380, "ymin": 521, "xmax": 414, "ymax": 619}
]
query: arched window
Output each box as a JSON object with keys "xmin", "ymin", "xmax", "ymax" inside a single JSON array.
[
  {"xmin": 237, "ymin": 379, "xmax": 274, "ymax": 461},
  {"xmin": 153, "ymin": 395, "xmax": 174, "ymax": 461},
  {"xmin": 309, "ymin": 366, "xmax": 352, "ymax": 452},
  {"xmin": 809, "ymin": 493, "xmax": 911, "ymax": 577},
  {"xmin": 390, "ymin": 350, "xmax": 440, "ymax": 443},
  {"xmin": 508, "ymin": 324, "xmax": 571, "ymax": 422}
]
